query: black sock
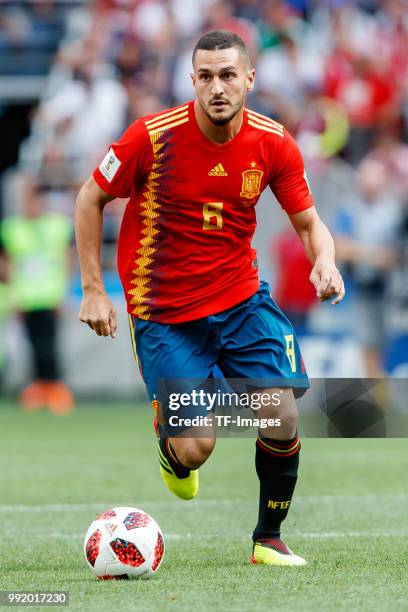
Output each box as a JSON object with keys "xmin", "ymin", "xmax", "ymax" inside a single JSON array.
[
  {"xmin": 158, "ymin": 437, "xmax": 190, "ymax": 478},
  {"xmin": 252, "ymin": 434, "xmax": 300, "ymax": 542}
]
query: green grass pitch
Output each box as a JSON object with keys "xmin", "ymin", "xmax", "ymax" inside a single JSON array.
[{"xmin": 0, "ymin": 399, "xmax": 407, "ymax": 611}]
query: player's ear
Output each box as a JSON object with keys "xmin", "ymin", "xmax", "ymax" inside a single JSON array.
[
  {"xmin": 247, "ymin": 68, "xmax": 255, "ymax": 93},
  {"xmin": 190, "ymin": 72, "xmax": 195, "ymax": 87}
]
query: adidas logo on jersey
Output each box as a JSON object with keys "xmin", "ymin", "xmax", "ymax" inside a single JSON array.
[{"xmin": 208, "ymin": 163, "xmax": 228, "ymax": 176}]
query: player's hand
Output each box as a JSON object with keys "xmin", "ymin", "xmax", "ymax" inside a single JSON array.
[
  {"xmin": 79, "ymin": 289, "xmax": 117, "ymax": 338},
  {"xmin": 309, "ymin": 259, "xmax": 345, "ymax": 306}
]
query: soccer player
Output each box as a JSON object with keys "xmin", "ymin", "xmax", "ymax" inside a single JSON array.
[{"xmin": 75, "ymin": 30, "xmax": 345, "ymax": 566}]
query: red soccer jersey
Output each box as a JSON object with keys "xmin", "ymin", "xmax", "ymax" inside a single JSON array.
[{"xmin": 93, "ymin": 100, "xmax": 313, "ymax": 323}]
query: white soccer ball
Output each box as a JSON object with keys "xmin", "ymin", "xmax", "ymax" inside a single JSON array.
[{"xmin": 83, "ymin": 506, "xmax": 165, "ymax": 580}]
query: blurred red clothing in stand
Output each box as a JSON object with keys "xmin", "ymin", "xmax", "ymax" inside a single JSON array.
[{"xmin": 273, "ymin": 230, "xmax": 316, "ymax": 324}]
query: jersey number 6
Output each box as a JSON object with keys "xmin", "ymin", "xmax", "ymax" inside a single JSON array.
[{"xmin": 203, "ymin": 202, "xmax": 223, "ymax": 230}]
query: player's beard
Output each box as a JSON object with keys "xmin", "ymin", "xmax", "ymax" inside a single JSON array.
[{"xmin": 201, "ymin": 97, "xmax": 244, "ymax": 126}]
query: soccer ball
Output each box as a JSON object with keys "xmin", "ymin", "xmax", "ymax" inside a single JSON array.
[{"xmin": 83, "ymin": 506, "xmax": 165, "ymax": 579}]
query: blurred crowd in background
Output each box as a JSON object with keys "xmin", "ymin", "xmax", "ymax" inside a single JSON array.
[{"xmin": 1, "ymin": 0, "xmax": 408, "ymax": 411}]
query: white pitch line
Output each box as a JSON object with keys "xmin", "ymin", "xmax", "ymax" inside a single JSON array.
[
  {"xmin": 0, "ymin": 533, "xmax": 190, "ymax": 541},
  {"xmin": 298, "ymin": 531, "xmax": 408, "ymax": 539},
  {"xmin": 0, "ymin": 494, "xmax": 407, "ymax": 513},
  {"xmin": 0, "ymin": 532, "xmax": 407, "ymax": 541},
  {"xmin": 0, "ymin": 501, "xmax": 243, "ymax": 512}
]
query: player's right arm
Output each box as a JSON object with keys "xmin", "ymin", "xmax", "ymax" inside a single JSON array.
[
  {"xmin": 75, "ymin": 177, "xmax": 117, "ymax": 338},
  {"xmin": 75, "ymin": 118, "xmax": 152, "ymax": 338}
]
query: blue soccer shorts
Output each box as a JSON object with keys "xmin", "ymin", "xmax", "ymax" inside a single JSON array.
[{"xmin": 129, "ymin": 281, "xmax": 309, "ymax": 430}]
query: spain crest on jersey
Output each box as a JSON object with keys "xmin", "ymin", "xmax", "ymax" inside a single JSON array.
[{"xmin": 240, "ymin": 168, "xmax": 264, "ymax": 199}]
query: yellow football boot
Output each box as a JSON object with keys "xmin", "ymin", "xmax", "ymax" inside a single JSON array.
[
  {"xmin": 158, "ymin": 443, "xmax": 199, "ymax": 500},
  {"xmin": 251, "ymin": 538, "xmax": 307, "ymax": 566}
]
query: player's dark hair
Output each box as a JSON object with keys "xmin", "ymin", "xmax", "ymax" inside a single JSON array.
[{"xmin": 192, "ymin": 30, "xmax": 250, "ymax": 66}]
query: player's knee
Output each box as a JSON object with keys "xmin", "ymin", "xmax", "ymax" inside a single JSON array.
[
  {"xmin": 174, "ymin": 437, "xmax": 215, "ymax": 469},
  {"xmin": 281, "ymin": 409, "xmax": 298, "ymax": 436},
  {"xmin": 273, "ymin": 391, "xmax": 298, "ymax": 428},
  {"xmin": 263, "ymin": 401, "xmax": 298, "ymax": 438}
]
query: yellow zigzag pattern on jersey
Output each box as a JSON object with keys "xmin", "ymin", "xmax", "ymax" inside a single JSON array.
[
  {"xmin": 128, "ymin": 133, "xmax": 166, "ymax": 319},
  {"xmin": 129, "ymin": 106, "xmax": 190, "ymax": 318},
  {"xmin": 246, "ymin": 109, "xmax": 284, "ymax": 138}
]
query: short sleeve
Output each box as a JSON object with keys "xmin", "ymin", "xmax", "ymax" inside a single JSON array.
[
  {"xmin": 269, "ymin": 131, "xmax": 314, "ymax": 215},
  {"xmin": 93, "ymin": 119, "xmax": 152, "ymax": 198}
]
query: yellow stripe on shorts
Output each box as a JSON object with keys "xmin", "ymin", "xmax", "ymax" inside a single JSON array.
[{"xmin": 128, "ymin": 314, "xmax": 140, "ymax": 369}]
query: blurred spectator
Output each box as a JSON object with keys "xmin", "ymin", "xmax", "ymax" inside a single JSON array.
[
  {"xmin": 1, "ymin": 175, "xmax": 74, "ymax": 414},
  {"xmin": 0, "ymin": 1, "xmax": 64, "ymax": 76},
  {"xmin": 235, "ymin": 0, "xmax": 263, "ymax": 23},
  {"xmin": 204, "ymin": 0, "xmax": 259, "ymax": 52},
  {"xmin": 0, "ymin": 249, "xmax": 10, "ymax": 392},
  {"xmin": 257, "ymin": 0, "xmax": 307, "ymax": 51},
  {"xmin": 367, "ymin": 131, "xmax": 408, "ymax": 204},
  {"xmin": 297, "ymin": 94, "xmax": 350, "ymax": 163},
  {"xmin": 9, "ymin": 0, "xmax": 408, "ymax": 184},
  {"xmin": 256, "ymin": 31, "xmax": 323, "ymax": 127},
  {"xmin": 0, "ymin": 281, "xmax": 9, "ymax": 391},
  {"xmin": 36, "ymin": 41, "xmax": 127, "ymax": 181},
  {"xmin": 334, "ymin": 159, "xmax": 402, "ymax": 377},
  {"xmin": 171, "ymin": 0, "xmax": 211, "ymax": 37},
  {"xmin": 322, "ymin": 4, "xmax": 400, "ymax": 165}
]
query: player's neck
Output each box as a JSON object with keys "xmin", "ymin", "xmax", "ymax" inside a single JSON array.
[{"xmin": 194, "ymin": 100, "xmax": 244, "ymax": 144}]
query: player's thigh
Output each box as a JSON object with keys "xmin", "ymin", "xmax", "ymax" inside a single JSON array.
[
  {"xmin": 129, "ymin": 315, "xmax": 218, "ymax": 436},
  {"xmin": 216, "ymin": 281, "xmax": 309, "ymax": 392}
]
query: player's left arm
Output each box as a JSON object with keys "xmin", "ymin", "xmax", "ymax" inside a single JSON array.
[
  {"xmin": 289, "ymin": 206, "xmax": 345, "ymax": 305},
  {"xmin": 270, "ymin": 130, "xmax": 345, "ymax": 306}
]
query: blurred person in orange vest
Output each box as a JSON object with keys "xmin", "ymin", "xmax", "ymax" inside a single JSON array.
[{"xmin": 1, "ymin": 176, "xmax": 74, "ymax": 414}]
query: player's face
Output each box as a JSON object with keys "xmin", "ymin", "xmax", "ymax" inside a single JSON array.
[{"xmin": 192, "ymin": 47, "xmax": 255, "ymax": 126}]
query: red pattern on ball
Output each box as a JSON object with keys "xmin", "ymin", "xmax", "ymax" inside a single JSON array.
[
  {"xmin": 151, "ymin": 532, "xmax": 164, "ymax": 571},
  {"xmin": 110, "ymin": 538, "xmax": 145, "ymax": 567},
  {"xmin": 86, "ymin": 529, "xmax": 102, "ymax": 567},
  {"xmin": 95, "ymin": 509, "xmax": 117, "ymax": 520},
  {"xmin": 123, "ymin": 511, "xmax": 151, "ymax": 530}
]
